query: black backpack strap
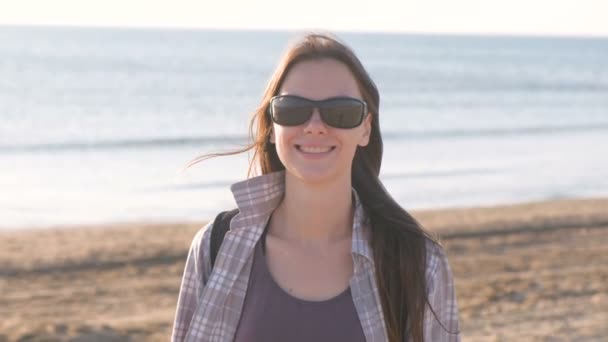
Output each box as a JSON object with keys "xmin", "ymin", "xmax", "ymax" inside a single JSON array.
[{"xmin": 209, "ymin": 209, "xmax": 239, "ymax": 269}]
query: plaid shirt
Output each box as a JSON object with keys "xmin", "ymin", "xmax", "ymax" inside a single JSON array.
[{"xmin": 171, "ymin": 171, "xmax": 460, "ymax": 341}]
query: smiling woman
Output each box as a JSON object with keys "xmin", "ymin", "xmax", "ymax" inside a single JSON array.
[
  {"xmin": 171, "ymin": 33, "xmax": 461, "ymax": 342},
  {"xmin": 269, "ymin": 58, "xmax": 372, "ymax": 184}
]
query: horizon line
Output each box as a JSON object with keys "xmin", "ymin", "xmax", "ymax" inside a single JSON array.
[{"xmin": 1, "ymin": 23, "xmax": 607, "ymax": 40}]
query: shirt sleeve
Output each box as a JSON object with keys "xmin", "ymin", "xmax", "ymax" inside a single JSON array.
[
  {"xmin": 424, "ymin": 242, "xmax": 461, "ymax": 341},
  {"xmin": 171, "ymin": 222, "xmax": 213, "ymax": 342}
]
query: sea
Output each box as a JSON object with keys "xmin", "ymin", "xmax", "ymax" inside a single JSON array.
[{"xmin": 1, "ymin": 26, "xmax": 607, "ymax": 229}]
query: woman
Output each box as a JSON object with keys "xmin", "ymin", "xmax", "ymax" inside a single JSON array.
[{"xmin": 172, "ymin": 33, "xmax": 460, "ymax": 342}]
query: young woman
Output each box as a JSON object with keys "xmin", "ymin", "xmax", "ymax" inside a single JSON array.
[{"xmin": 172, "ymin": 33, "xmax": 460, "ymax": 342}]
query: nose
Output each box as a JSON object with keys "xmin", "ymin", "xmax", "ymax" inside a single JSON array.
[{"xmin": 303, "ymin": 108, "xmax": 327, "ymax": 134}]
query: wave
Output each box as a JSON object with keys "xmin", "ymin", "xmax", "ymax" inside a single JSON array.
[
  {"xmin": 142, "ymin": 180, "xmax": 237, "ymax": 192},
  {"xmin": 0, "ymin": 134, "xmax": 249, "ymax": 152},
  {"xmin": 2, "ymin": 123, "xmax": 608, "ymax": 153},
  {"xmin": 382, "ymin": 122, "xmax": 608, "ymax": 140},
  {"xmin": 381, "ymin": 167, "xmax": 498, "ymax": 180},
  {"xmin": 140, "ymin": 167, "xmax": 500, "ymax": 192}
]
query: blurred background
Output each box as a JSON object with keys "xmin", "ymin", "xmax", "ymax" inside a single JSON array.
[
  {"xmin": 1, "ymin": 3, "xmax": 607, "ymax": 228},
  {"xmin": 1, "ymin": 1, "xmax": 607, "ymax": 341}
]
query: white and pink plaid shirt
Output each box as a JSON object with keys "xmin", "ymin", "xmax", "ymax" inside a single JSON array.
[{"xmin": 171, "ymin": 171, "xmax": 460, "ymax": 341}]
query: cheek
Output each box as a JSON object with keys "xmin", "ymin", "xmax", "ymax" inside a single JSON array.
[
  {"xmin": 334, "ymin": 132, "xmax": 360, "ymax": 157},
  {"xmin": 342, "ymin": 130, "xmax": 365, "ymax": 147},
  {"xmin": 273, "ymin": 127, "xmax": 296, "ymax": 148}
]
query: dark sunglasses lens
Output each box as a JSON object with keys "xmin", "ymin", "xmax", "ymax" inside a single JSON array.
[
  {"xmin": 321, "ymin": 99, "xmax": 365, "ymax": 128},
  {"xmin": 271, "ymin": 97, "xmax": 312, "ymax": 126}
]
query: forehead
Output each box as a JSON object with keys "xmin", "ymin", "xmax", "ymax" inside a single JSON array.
[{"xmin": 278, "ymin": 58, "xmax": 362, "ymax": 100}]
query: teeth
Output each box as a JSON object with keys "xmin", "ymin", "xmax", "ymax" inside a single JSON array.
[{"xmin": 299, "ymin": 146, "xmax": 332, "ymax": 153}]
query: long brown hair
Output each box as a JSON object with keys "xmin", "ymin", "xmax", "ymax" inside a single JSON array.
[{"xmin": 189, "ymin": 32, "xmax": 444, "ymax": 342}]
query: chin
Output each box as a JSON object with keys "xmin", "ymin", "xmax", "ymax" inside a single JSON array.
[{"xmin": 286, "ymin": 165, "xmax": 347, "ymax": 186}]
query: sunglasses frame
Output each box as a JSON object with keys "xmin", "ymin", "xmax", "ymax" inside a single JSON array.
[{"xmin": 268, "ymin": 95, "xmax": 368, "ymax": 129}]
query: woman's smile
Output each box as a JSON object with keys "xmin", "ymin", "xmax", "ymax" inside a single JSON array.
[
  {"xmin": 294, "ymin": 145, "xmax": 337, "ymax": 161},
  {"xmin": 295, "ymin": 144, "xmax": 336, "ymax": 153}
]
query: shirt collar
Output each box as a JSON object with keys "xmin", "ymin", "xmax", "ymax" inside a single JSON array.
[{"xmin": 229, "ymin": 170, "xmax": 374, "ymax": 262}]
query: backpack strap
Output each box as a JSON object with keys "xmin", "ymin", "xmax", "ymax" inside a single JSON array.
[{"xmin": 209, "ymin": 209, "xmax": 239, "ymax": 269}]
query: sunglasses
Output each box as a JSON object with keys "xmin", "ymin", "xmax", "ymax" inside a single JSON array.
[{"xmin": 269, "ymin": 95, "xmax": 368, "ymax": 129}]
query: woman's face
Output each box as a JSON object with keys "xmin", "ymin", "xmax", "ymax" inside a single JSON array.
[{"xmin": 270, "ymin": 58, "xmax": 372, "ymax": 185}]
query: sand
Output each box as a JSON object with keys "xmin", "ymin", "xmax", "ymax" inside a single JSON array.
[{"xmin": 1, "ymin": 197, "xmax": 607, "ymax": 341}]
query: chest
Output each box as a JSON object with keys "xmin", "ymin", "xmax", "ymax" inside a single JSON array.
[
  {"xmin": 233, "ymin": 239, "xmax": 366, "ymax": 342},
  {"xmin": 264, "ymin": 234, "xmax": 354, "ymax": 301},
  {"xmin": 186, "ymin": 226, "xmax": 388, "ymax": 342}
]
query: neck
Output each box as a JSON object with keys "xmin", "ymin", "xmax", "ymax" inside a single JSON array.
[{"xmin": 270, "ymin": 173, "xmax": 354, "ymax": 245}]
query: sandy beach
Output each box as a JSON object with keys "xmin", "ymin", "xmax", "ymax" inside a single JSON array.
[{"xmin": 1, "ymin": 198, "xmax": 607, "ymax": 341}]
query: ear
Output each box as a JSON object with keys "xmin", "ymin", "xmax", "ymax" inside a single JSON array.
[
  {"xmin": 358, "ymin": 113, "xmax": 372, "ymax": 147},
  {"xmin": 269, "ymin": 128, "xmax": 275, "ymax": 144}
]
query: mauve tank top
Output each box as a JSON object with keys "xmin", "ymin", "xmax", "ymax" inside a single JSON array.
[{"xmin": 233, "ymin": 228, "xmax": 366, "ymax": 342}]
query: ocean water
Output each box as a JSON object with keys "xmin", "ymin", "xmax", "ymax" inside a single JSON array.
[{"xmin": 1, "ymin": 26, "xmax": 607, "ymax": 228}]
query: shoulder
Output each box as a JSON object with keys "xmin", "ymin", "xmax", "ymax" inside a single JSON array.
[
  {"xmin": 425, "ymin": 238, "xmax": 447, "ymax": 268},
  {"xmin": 424, "ymin": 238, "xmax": 454, "ymax": 292},
  {"xmin": 186, "ymin": 221, "xmax": 214, "ymax": 283},
  {"xmin": 188, "ymin": 209, "xmax": 239, "ymax": 281},
  {"xmin": 191, "ymin": 221, "xmax": 213, "ymax": 252},
  {"xmin": 422, "ymin": 238, "xmax": 461, "ymax": 339}
]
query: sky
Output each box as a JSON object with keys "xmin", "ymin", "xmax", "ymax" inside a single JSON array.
[{"xmin": 0, "ymin": 0, "xmax": 607, "ymax": 37}]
